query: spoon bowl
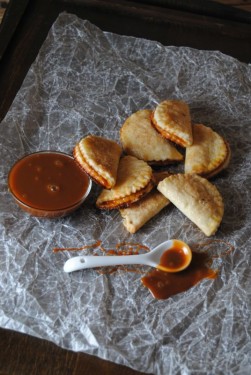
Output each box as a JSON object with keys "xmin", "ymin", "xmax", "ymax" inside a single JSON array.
[{"xmin": 63, "ymin": 239, "xmax": 192, "ymax": 273}]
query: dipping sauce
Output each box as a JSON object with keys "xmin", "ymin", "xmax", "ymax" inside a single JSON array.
[
  {"xmin": 160, "ymin": 248, "xmax": 187, "ymax": 269},
  {"xmin": 141, "ymin": 251, "xmax": 217, "ymax": 300},
  {"xmin": 8, "ymin": 151, "xmax": 92, "ymax": 217},
  {"xmin": 157, "ymin": 240, "xmax": 192, "ymax": 272}
]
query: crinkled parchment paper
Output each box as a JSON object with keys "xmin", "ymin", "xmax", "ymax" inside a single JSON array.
[{"xmin": 1, "ymin": 13, "xmax": 251, "ymax": 375}]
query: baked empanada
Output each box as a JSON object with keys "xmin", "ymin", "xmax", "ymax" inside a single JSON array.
[
  {"xmin": 120, "ymin": 109, "xmax": 183, "ymax": 164},
  {"xmin": 157, "ymin": 173, "xmax": 224, "ymax": 236},
  {"xmin": 96, "ymin": 155, "xmax": 154, "ymax": 209},
  {"xmin": 120, "ymin": 190, "xmax": 170, "ymax": 233},
  {"xmin": 73, "ymin": 135, "xmax": 122, "ymax": 189},
  {"xmin": 185, "ymin": 124, "xmax": 230, "ymax": 178},
  {"xmin": 151, "ymin": 100, "xmax": 193, "ymax": 147}
]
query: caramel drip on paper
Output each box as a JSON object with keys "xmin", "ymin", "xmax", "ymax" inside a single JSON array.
[
  {"xmin": 54, "ymin": 241, "xmax": 150, "ymax": 275},
  {"xmin": 53, "ymin": 240, "xmax": 102, "ymax": 253}
]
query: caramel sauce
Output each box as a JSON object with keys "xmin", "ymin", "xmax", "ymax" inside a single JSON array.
[
  {"xmin": 8, "ymin": 151, "xmax": 90, "ymax": 214},
  {"xmin": 159, "ymin": 247, "xmax": 188, "ymax": 271},
  {"xmin": 55, "ymin": 240, "xmax": 234, "ymax": 299},
  {"xmin": 142, "ymin": 251, "xmax": 217, "ymax": 300},
  {"xmin": 53, "ymin": 240, "xmax": 102, "ymax": 253}
]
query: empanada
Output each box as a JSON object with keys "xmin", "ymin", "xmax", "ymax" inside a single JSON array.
[
  {"xmin": 120, "ymin": 109, "xmax": 183, "ymax": 164},
  {"xmin": 96, "ymin": 155, "xmax": 154, "ymax": 209},
  {"xmin": 73, "ymin": 135, "xmax": 122, "ymax": 189},
  {"xmin": 120, "ymin": 190, "xmax": 170, "ymax": 233},
  {"xmin": 157, "ymin": 174, "xmax": 224, "ymax": 236},
  {"xmin": 185, "ymin": 124, "xmax": 230, "ymax": 178},
  {"xmin": 151, "ymin": 100, "xmax": 193, "ymax": 147}
]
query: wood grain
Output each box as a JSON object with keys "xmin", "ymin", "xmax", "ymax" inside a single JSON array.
[
  {"xmin": 1, "ymin": 1, "xmax": 251, "ymax": 26},
  {"xmin": 0, "ymin": 328, "xmax": 148, "ymax": 375},
  {"xmin": 214, "ymin": 0, "xmax": 251, "ymax": 11}
]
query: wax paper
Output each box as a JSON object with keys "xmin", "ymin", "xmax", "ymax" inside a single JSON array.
[{"xmin": 1, "ymin": 13, "xmax": 251, "ymax": 375}]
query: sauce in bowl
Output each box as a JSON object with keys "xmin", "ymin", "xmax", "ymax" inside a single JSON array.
[{"xmin": 8, "ymin": 151, "xmax": 92, "ymax": 217}]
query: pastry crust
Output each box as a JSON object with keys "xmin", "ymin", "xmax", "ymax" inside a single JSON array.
[
  {"xmin": 185, "ymin": 124, "xmax": 230, "ymax": 178},
  {"xmin": 120, "ymin": 190, "xmax": 170, "ymax": 233},
  {"xmin": 157, "ymin": 173, "xmax": 224, "ymax": 236},
  {"xmin": 152, "ymin": 100, "xmax": 193, "ymax": 147},
  {"xmin": 205, "ymin": 142, "xmax": 231, "ymax": 179},
  {"xmin": 120, "ymin": 109, "xmax": 183, "ymax": 163},
  {"xmin": 96, "ymin": 155, "xmax": 153, "ymax": 209},
  {"xmin": 73, "ymin": 135, "xmax": 122, "ymax": 189}
]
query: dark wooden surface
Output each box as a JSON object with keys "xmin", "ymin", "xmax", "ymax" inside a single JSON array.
[
  {"xmin": 0, "ymin": 327, "xmax": 146, "ymax": 375},
  {"xmin": 216, "ymin": 0, "xmax": 251, "ymax": 12},
  {"xmin": 0, "ymin": 1, "xmax": 251, "ymax": 374}
]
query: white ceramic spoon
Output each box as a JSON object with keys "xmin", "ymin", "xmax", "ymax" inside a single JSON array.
[{"xmin": 63, "ymin": 239, "xmax": 192, "ymax": 273}]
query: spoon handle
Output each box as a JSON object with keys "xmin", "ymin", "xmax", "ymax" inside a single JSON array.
[{"xmin": 64, "ymin": 253, "xmax": 150, "ymax": 273}]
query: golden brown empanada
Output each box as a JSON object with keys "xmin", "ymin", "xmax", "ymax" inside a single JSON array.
[
  {"xmin": 151, "ymin": 100, "xmax": 193, "ymax": 147},
  {"xmin": 157, "ymin": 173, "xmax": 224, "ymax": 236},
  {"xmin": 73, "ymin": 135, "xmax": 122, "ymax": 189},
  {"xmin": 120, "ymin": 190, "xmax": 170, "ymax": 233},
  {"xmin": 120, "ymin": 109, "xmax": 183, "ymax": 164},
  {"xmin": 96, "ymin": 155, "xmax": 154, "ymax": 209},
  {"xmin": 185, "ymin": 124, "xmax": 230, "ymax": 178}
]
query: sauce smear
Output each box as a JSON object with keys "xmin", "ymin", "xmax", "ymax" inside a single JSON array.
[{"xmin": 142, "ymin": 251, "xmax": 217, "ymax": 300}]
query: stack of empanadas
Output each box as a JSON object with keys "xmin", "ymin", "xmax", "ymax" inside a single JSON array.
[
  {"xmin": 73, "ymin": 99, "xmax": 230, "ymax": 236},
  {"xmin": 96, "ymin": 155, "xmax": 154, "ymax": 209}
]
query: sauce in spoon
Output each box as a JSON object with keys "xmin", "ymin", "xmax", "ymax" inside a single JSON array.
[{"xmin": 156, "ymin": 240, "xmax": 192, "ymax": 272}]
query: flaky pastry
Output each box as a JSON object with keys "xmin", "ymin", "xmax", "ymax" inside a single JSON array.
[
  {"xmin": 119, "ymin": 171, "xmax": 171, "ymax": 233},
  {"xmin": 96, "ymin": 155, "xmax": 153, "ymax": 209},
  {"xmin": 120, "ymin": 191, "xmax": 170, "ymax": 233},
  {"xmin": 185, "ymin": 124, "xmax": 230, "ymax": 178},
  {"xmin": 157, "ymin": 173, "xmax": 224, "ymax": 236},
  {"xmin": 151, "ymin": 100, "xmax": 193, "ymax": 147},
  {"xmin": 73, "ymin": 135, "xmax": 122, "ymax": 189},
  {"xmin": 120, "ymin": 109, "xmax": 183, "ymax": 164}
]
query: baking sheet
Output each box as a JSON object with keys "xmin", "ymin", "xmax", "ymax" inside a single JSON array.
[{"xmin": 1, "ymin": 12, "xmax": 251, "ymax": 374}]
